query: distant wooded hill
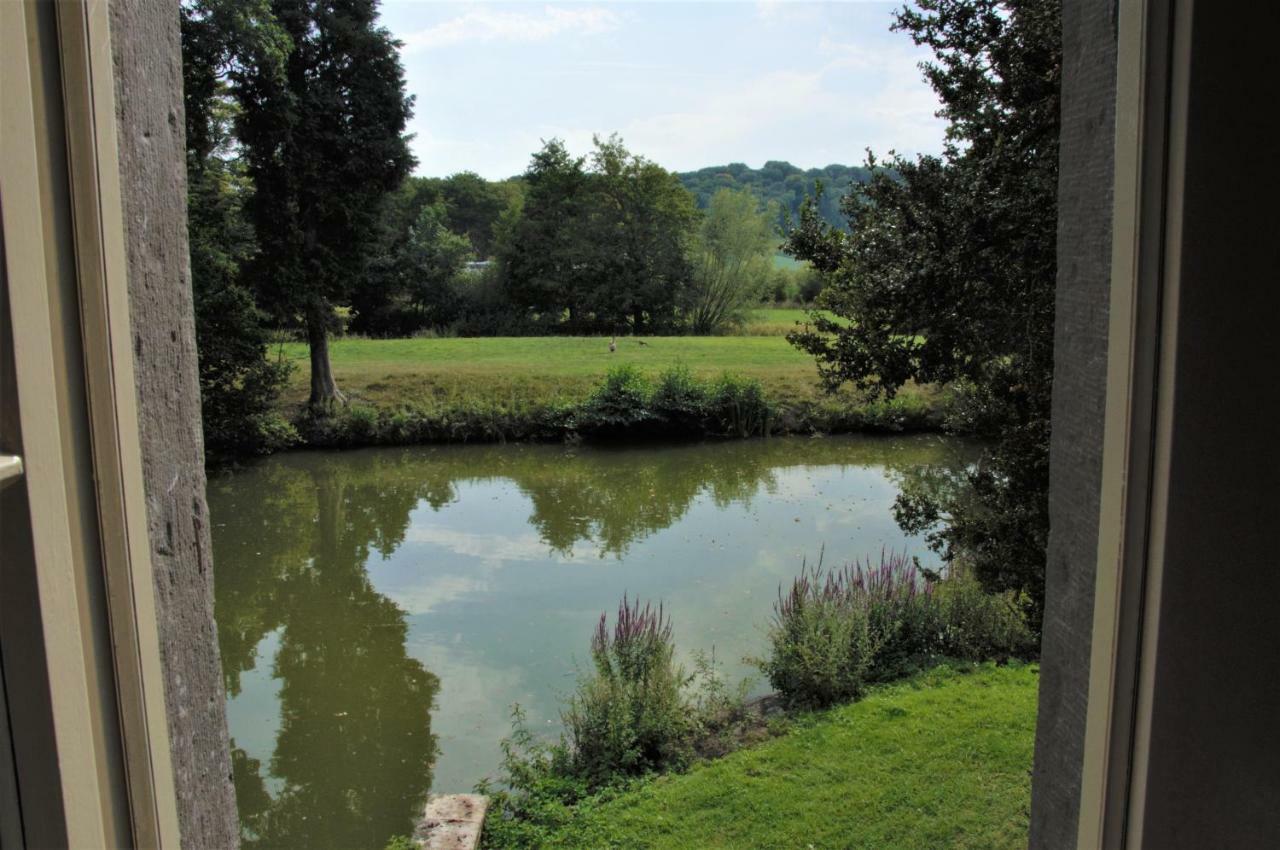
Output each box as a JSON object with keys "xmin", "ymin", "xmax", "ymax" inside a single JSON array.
[{"xmin": 677, "ymin": 161, "xmax": 871, "ymax": 231}]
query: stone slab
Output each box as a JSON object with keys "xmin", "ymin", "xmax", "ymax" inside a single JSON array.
[{"xmin": 415, "ymin": 793, "xmax": 489, "ymax": 850}]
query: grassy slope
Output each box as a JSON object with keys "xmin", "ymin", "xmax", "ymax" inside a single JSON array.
[{"xmin": 538, "ymin": 664, "xmax": 1037, "ymax": 850}]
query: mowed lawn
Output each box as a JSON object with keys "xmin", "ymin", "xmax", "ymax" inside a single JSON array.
[
  {"xmin": 538, "ymin": 664, "xmax": 1038, "ymax": 850},
  {"xmin": 275, "ymin": 319, "xmax": 831, "ymax": 410}
]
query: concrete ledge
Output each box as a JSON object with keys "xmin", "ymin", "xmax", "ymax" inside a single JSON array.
[{"xmin": 414, "ymin": 794, "xmax": 488, "ymax": 850}]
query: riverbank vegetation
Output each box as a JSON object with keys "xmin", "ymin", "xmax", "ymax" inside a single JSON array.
[
  {"xmin": 473, "ymin": 556, "xmax": 1035, "ymax": 849},
  {"xmin": 272, "ymin": 362, "xmax": 943, "ymax": 452}
]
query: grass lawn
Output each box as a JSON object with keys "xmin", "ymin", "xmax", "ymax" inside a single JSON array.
[
  {"xmin": 530, "ymin": 663, "xmax": 1037, "ymax": 850},
  {"xmin": 274, "ymin": 332, "xmax": 833, "ymax": 409},
  {"xmin": 268, "ymin": 311, "xmax": 944, "ymax": 445},
  {"xmin": 273, "ymin": 309, "xmax": 860, "ymax": 410}
]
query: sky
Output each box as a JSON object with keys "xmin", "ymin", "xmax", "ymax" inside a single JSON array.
[{"xmin": 376, "ymin": 1, "xmax": 948, "ymax": 179}]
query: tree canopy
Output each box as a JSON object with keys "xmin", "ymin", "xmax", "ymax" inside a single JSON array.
[
  {"xmin": 498, "ymin": 136, "xmax": 699, "ymax": 333},
  {"xmin": 678, "ymin": 161, "xmax": 872, "ymax": 232},
  {"xmin": 181, "ymin": 0, "xmax": 292, "ymax": 455},
  {"xmin": 235, "ymin": 0, "xmax": 415, "ymax": 409}
]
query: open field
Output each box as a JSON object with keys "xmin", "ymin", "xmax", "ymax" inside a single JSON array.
[
  {"xmin": 275, "ymin": 309, "xmax": 847, "ymax": 409},
  {"xmin": 267, "ymin": 311, "xmax": 945, "ymax": 448},
  {"xmin": 276, "ymin": 329, "xmax": 835, "ymax": 410},
  {"xmin": 529, "ymin": 663, "xmax": 1037, "ymax": 850}
]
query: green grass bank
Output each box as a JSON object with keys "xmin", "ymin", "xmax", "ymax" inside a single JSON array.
[
  {"xmin": 268, "ymin": 312, "xmax": 944, "ymax": 449},
  {"xmin": 491, "ymin": 663, "xmax": 1036, "ymax": 850}
]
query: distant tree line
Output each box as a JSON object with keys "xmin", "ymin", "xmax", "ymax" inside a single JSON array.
[{"xmin": 678, "ymin": 162, "xmax": 873, "ymax": 232}]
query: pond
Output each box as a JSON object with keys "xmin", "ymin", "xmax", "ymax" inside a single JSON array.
[{"xmin": 208, "ymin": 434, "xmax": 975, "ymax": 849}]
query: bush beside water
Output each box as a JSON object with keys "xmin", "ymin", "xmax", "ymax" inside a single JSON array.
[
  {"xmin": 477, "ymin": 597, "xmax": 754, "ymax": 850},
  {"xmin": 296, "ymin": 365, "xmax": 778, "ymax": 448},
  {"xmin": 285, "ymin": 365, "xmax": 945, "ymax": 454},
  {"xmin": 761, "ymin": 551, "xmax": 1034, "ymax": 708}
]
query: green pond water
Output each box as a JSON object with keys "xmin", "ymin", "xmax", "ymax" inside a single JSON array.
[{"xmin": 208, "ymin": 434, "xmax": 975, "ymax": 849}]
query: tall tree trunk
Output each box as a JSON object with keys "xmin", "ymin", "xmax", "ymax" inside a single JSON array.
[{"xmin": 307, "ymin": 307, "xmax": 345, "ymax": 411}]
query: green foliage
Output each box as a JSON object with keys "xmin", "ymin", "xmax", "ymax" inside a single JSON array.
[
  {"xmin": 235, "ymin": 0, "xmax": 415, "ymax": 407},
  {"xmin": 761, "ymin": 552, "xmax": 1034, "ymax": 709},
  {"xmin": 355, "ymin": 178, "xmax": 524, "ymax": 337},
  {"xmin": 564, "ymin": 598, "xmax": 693, "ymax": 786},
  {"xmin": 181, "ymin": 1, "xmax": 291, "ymax": 457},
  {"xmin": 648, "ymin": 365, "xmax": 708, "ymax": 432},
  {"xmin": 761, "ymin": 567, "xmax": 876, "ymax": 708},
  {"xmin": 705, "ymin": 374, "xmax": 770, "ymax": 438},
  {"xmin": 439, "ymin": 171, "xmax": 514, "ymax": 258},
  {"xmin": 576, "ymin": 366, "xmax": 771, "ymax": 438},
  {"xmin": 499, "ymin": 136, "xmax": 699, "ymax": 333},
  {"xmin": 686, "ymin": 188, "xmax": 777, "ymax": 334},
  {"xmin": 935, "ymin": 567, "xmax": 1036, "ymax": 662},
  {"xmin": 677, "ymin": 161, "xmax": 872, "ymax": 232},
  {"xmin": 580, "ymin": 366, "xmax": 656, "ymax": 432},
  {"xmin": 784, "ymin": 0, "xmax": 1061, "ymax": 628}
]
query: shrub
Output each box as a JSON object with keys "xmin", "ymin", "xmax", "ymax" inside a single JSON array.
[
  {"xmin": 935, "ymin": 566, "xmax": 1036, "ymax": 660},
  {"xmin": 240, "ymin": 411, "xmax": 301, "ymax": 455},
  {"xmin": 577, "ymin": 366, "xmax": 655, "ymax": 433},
  {"xmin": 649, "ymin": 365, "xmax": 708, "ymax": 432},
  {"xmin": 761, "ymin": 550, "xmax": 1033, "ymax": 708},
  {"xmin": 342, "ymin": 404, "xmax": 380, "ymax": 442},
  {"xmin": 563, "ymin": 597, "xmax": 692, "ymax": 786},
  {"xmin": 759, "ymin": 562, "xmax": 877, "ymax": 708},
  {"xmin": 706, "ymin": 373, "xmax": 770, "ymax": 437}
]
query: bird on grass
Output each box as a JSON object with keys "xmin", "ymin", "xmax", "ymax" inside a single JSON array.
[{"xmin": 609, "ymin": 336, "xmax": 617, "ymax": 353}]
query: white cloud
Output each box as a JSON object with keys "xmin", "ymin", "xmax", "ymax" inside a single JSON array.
[
  {"xmin": 552, "ymin": 45, "xmax": 944, "ymax": 171},
  {"xmin": 402, "ymin": 4, "xmax": 621, "ymax": 53}
]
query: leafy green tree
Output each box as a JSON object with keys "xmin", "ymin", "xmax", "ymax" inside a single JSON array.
[
  {"xmin": 401, "ymin": 203, "xmax": 473, "ymax": 324},
  {"xmin": 785, "ymin": 0, "xmax": 1061, "ymax": 628},
  {"xmin": 585, "ymin": 136, "xmax": 698, "ymax": 332},
  {"xmin": 440, "ymin": 171, "xmax": 508, "ymax": 258},
  {"xmin": 181, "ymin": 0, "xmax": 292, "ymax": 454},
  {"xmin": 499, "ymin": 137, "xmax": 698, "ymax": 332},
  {"xmin": 686, "ymin": 188, "xmax": 777, "ymax": 333},
  {"xmin": 235, "ymin": 0, "xmax": 415, "ymax": 410},
  {"xmin": 498, "ymin": 140, "xmax": 592, "ymax": 322}
]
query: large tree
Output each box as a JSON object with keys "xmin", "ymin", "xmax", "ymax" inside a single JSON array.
[
  {"xmin": 585, "ymin": 136, "xmax": 698, "ymax": 332},
  {"xmin": 499, "ymin": 136, "xmax": 697, "ymax": 332},
  {"xmin": 786, "ymin": 0, "xmax": 1060, "ymax": 627},
  {"xmin": 498, "ymin": 140, "xmax": 593, "ymax": 323},
  {"xmin": 236, "ymin": 0, "xmax": 415, "ymax": 410}
]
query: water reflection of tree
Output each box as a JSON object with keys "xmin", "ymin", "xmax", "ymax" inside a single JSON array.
[{"xmin": 209, "ymin": 457, "xmax": 441, "ymax": 850}]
